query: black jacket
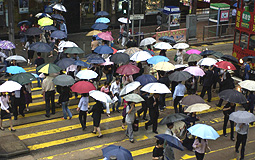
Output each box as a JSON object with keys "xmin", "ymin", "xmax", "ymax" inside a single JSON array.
[{"xmin": 203, "ymin": 70, "xmax": 213, "ymax": 87}]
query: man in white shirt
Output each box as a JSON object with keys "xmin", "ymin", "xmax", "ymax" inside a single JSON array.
[
  {"xmin": 110, "ymin": 78, "xmax": 121, "ymax": 112},
  {"xmin": 235, "ymin": 123, "xmax": 249, "ymax": 160},
  {"xmin": 173, "ymin": 81, "xmax": 186, "ymax": 113}
]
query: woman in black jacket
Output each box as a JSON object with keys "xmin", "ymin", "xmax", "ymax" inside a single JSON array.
[
  {"xmin": 58, "ymin": 86, "xmax": 72, "ymax": 119},
  {"xmin": 89, "ymin": 100, "xmax": 104, "ymax": 138}
]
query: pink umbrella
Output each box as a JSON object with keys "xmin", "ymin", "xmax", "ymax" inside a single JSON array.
[
  {"xmin": 97, "ymin": 32, "xmax": 114, "ymax": 41},
  {"xmin": 186, "ymin": 49, "xmax": 201, "ymax": 55},
  {"xmin": 100, "ymin": 57, "xmax": 114, "ymax": 66},
  {"xmin": 184, "ymin": 66, "xmax": 205, "ymax": 76}
]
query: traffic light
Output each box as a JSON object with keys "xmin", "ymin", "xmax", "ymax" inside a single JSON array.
[{"xmin": 122, "ymin": 1, "xmax": 128, "ymax": 15}]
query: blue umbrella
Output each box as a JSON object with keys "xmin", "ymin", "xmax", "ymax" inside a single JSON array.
[
  {"xmin": 155, "ymin": 134, "xmax": 184, "ymax": 151},
  {"xmin": 75, "ymin": 60, "xmax": 91, "ymax": 68},
  {"xmin": 95, "ymin": 17, "xmax": 110, "ymax": 23},
  {"xmin": 147, "ymin": 55, "xmax": 169, "ymax": 64},
  {"xmin": 135, "ymin": 74, "xmax": 157, "ymax": 86},
  {"xmin": 94, "ymin": 35, "xmax": 102, "ymax": 40},
  {"xmin": 159, "ymin": 36, "xmax": 176, "ymax": 44},
  {"xmin": 188, "ymin": 124, "xmax": 220, "ymax": 140},
  {"xmin": 42, "ymin": 25, "xmax": 57, "ymax": 31},
  {"xmin": 91, "ymin": 23, "xmax": 108, "ymax": 30},
  {"xmin": 102, "ymin": 145, "xmax": 133, "ymax": 160},
  {"xmin": 233, "ymin": 2, "xmax": 237, "ymax": 7},
  {"xmin": 6, "ymin": 66, "xmax": 26, "ymax": 74},
  {"xmin": 30, "ymin": 42, "xmax": 53, "ymax": 53},
  {"xmin": 50, "ymin": 30, "xmax": 67, "ymax": 39},
  {"xmin": 51, "ymin": 14, "xmax": 65, "ymax": 21},
  {"xmin": 94, "ymin": 45, "xmax": 114, "ymax": 54},
  {"xmin": 95, "ymin": 11, "xmax": 109, "ymax": 16},
  {"xmin": 200, "ymin": 50, "xmax": 214, "ymax": 56},
  {"xmin": 17, "ymin": 20, "xmax": 30, "ymax": 27},
  {"xmin": 87, "ymin": 54, "xmax": 106, "ymax": 64}
]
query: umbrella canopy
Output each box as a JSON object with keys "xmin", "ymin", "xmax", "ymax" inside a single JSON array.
[
  {"xmin": 135, "ymin": 74, "xmax": 157, "ymax": 86},
  {"xmin": 197, "ymin": 58, "xmax": 217, "ymax": 66},
  {"xmin": 124, "ymin": 47, "xmax": 141, "ymax": 56},
  {"xmin": 56, "ymin": 58, "xmax": 75, "ymax": 70},
  {"xmin": 37, "ymin": 63, "xmax": 62, "ymax": 74},
  {"xmin": 76, "ymin": 70, "xmax": 98, "ymax": 80},
  {"xmin": 116, "ymin": 64, "xmax": 140, "ymax": 75},
  {"xmin": 94, "ymin": 45, "xmax": 114, "ymax": 54},
  {"xmin": 120, "ymin": 81, "xmax": 141, "ymax": 96},
  {"xmin": 6, "ymin": 66, "xmax": 26, "ymax": 74},
  {"xmin": 173, "ymin": 43, "xmax": 189, "ymax": 49},
  {"xmin": 71, "ymin": 81, "xmax": 96, "ymax": 93},
  {"xmin": 242, "ymin": 56, "xmax": 255, "ymax": 63},
  {"xmin": 50, "ymin": 30, "xmax": 67, "ymax": 39},
  {"xmin": 229, "ymin": 111, "xmax": 255, "ymax": 123},
  {"xmin": 53, "ymin": 75, "xmax": 75, "ymax": 86},
  {"xmin": 141, "ymin": 82, "xmax": 171, "ymax": 94},
  {"xmin": 9, "ymin": 72, "xmax": 36, "ymax": 85},
  {"xmin": 215, "ymin": 61, "xmax": 236, "ymax": 70},
  {"xmin": 91, "ymin": 23, "xmax": 108, "ymax": 30},
  {"xmin": 200, "ymin": 50, "xmax": 214, "ymax": 56},
  {"xmin": 110, "ymin": 53, "xmax": 130, "ymax": 65},
  {"xmin": 219, "ymin": 89, "xmax": 247, "ymax": 104},
  {"xmin": 118, "ymin": 17, "xmax": 131, "ymax": 24},
  {"xmin": 100, "ymin": 57, "xmax": 114, "ymax": 66},
  {"xmin": 95, "ymin": 11, "xmax": 109, "ymax": 16},
  {"xmin": 168, "ymin": 71, "xmax": 192, "ymax": 82},
  {"xmin": 186, "ymin": 49, "xmax": 201, "ymax": 55},
  {"xmin": 87, "ymin": 54, "xmax": 106, "ymax": 64},
  {"xmin": 144, "ymin": 49, "xmax": 155, "ymax": 56},
  {"xmin": 102, "ymin": 145, "xmax": 133, "ymax": 160},
  {"xmin": 97, "ymin": 32, "xmax": 114, "ymax": 41},
  {"xmin": 147, "ymin": 56, "xmax": 169, "ymax": 65},
  {"xmin": 0, "ymin": 81, "xmax": 22, "ymax": 92},
  {"xmin": 0, "ymin": 52, "xmax": 7, "ymax": 58},
  {"xmin": 53, "ymin": 3, "xmax": 67, "ymax": 12},
  {"xmin": 123, "ymin": 93, "xmax": 144, "ymax": 103},
  {"xmin": 24, "ymin": 27, "xmax": 43, "ymax": 36},
  {"xmin": 89, "ymin": 90, "xmax": 112, "ymax": 103},
  {"xmin": 51, "ymin": 14, "xmax": 65, "ymax": 21},
  {"xmin": 154, "ymin": 42, "xmax": 172, "ymax": 50},
  {"xmin": 155, "ymin": 134, "xmax": 184, "ymax": 151},
  {"xmin": 159, "ymin": 113, "xmax": 189, "ymax": 124},
  {"xmin": 186, "ymin": 54, "xmax": 202, "ymax": 62},
  {"xmin": 221, "ymin": 55, "xmax": 238, "ymax": 63},
  {"xmin": 64, "ymin": 47, "xmax": 84, "ymax": 54},
  {"xmin": 153, "ymin": 62, "xmax": 175, "ymax": 71},
  {"xmin": 211, "ymin": 51, "xmax": 224, "ymax": 58},
  {"xmin": 30, "ymin": 42, "xmax": 53, "ymax": 53},
  {"xmin": 6, "ymin": 55, "xmax": 27, "ymax": 63},
  {"xmin": 130, "ymin": 51, "xmax": 152, "ymax": 62},
  {"xmin": 180, "ymin": 95, "xmax": 205, "ymax": 106},
  {"xmin": 58, "ymin": 41, "xmax": 78, "ymax": 48},
  {"xmin": 75, "ymin": 60, "xmax": 91, "ymax": 68},
  {"xmin": 238, "ymin": 80, "xmax": 255, "ymax": 91},
  {"xmin": 38, "ymin": 17, "xmax": 53, "ymax": 27},
  {"xmin": 158, "ymin": 36, "xmax": 176, "ymax": 44},
  {"xmin": 140, "ymin": 37, "xmax": 156, "ymax": 46},
  {"xmin": 95, "ymin": 17, "xmax": 110, "ymax": 23},
  {"xmin": 183, "ymin": 66, "xmax": 205, "ymax": 77},
  {"xmin": 86, "ymin": 30, "xmax": 102, "ymax": 36},
  {"xmin": 17, "ymin": 20, "xmax": 30, "ymax": 27},
  {"xmin": 184, "ymin": 103, "xmax": 211, "ymax": 113},
  {"xmin": 35, "ymin": 13, "xmax": 51, "ymax": 18},
  {"xmin": 0, "ymin": 40, "xmax": 16, "ymax": 50},
  {"xmin": 174, "ymin": 64, "xmax": 188, "ymax": 70},
  {"xmin": 188, "ymin": 124, "xmax": 219, "ymax": 140}
]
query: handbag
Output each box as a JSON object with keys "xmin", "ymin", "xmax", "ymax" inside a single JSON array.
[{"xmin": 132, "ymin": 119, "xmax": 139, "ymax": 132}]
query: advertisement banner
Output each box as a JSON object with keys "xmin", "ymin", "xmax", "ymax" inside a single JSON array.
[
  {"xmin": 220, "ymin": 10, "xmax": 230, "ymax": 22},
  {"xmin": 18, "ymin": 0, "xmax": 29, "ymax": 14},
  {"xmin": 155, "ymin": 28, "xmax": 187, "ymax": 42},
  {"xmin": 0, "ymin": 0, "xmax": 3, "ymax": 16},
  {"xmin": 169, "ymin": 13, "xmax": 180, "ymax": 27}
]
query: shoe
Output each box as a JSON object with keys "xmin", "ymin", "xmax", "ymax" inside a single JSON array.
[
  {"xmin": 69, "ymin": 117, "xmax": 72, "ymax": 120},
  {"xmin": 51, "ymin": 112, "xmax": 55, "ymax": 115},
  {"xmin": 224, "ymin": 134, "xmax": 227, "ymax": 137},
  {"xmin": 92, "ymin": 131, "xmax": 97, "ymax": 134},
  {"xmin": 61, "ymin": 117, "xmax": 67, "ymax": 120},
  {"xmin": 97, "ymin": 135, "xmax": 103, "ymax": 138},
  {"xmin": 240, "ymin": 158, "xmax": 244, "ymax": 160},
  {"xmin": 14, "ymin": 117, "xmax": 17, "ymax": 120},
  {"xmin": 145, "ymin": 123, "xmax": 148, "ymax": 130},
  {"xmin": 26, "ymin": 108, "xmax": 29, "ymax": 112},
  {"xmin": 130, "ymin": 139, "xmax": 134, "ymax": 143},
  {"xmin": 215, "ymin": 104, "xmax": 220, "ymax": 107},
  {"xmin": 235, "ymin": 150, "xmax": 239, "ymax": 153},
  {"xmin": 231, "ymin": 138, "xmax": 235, "ymax": 141},
  {"xmin": 21, "ymin": 114, "xmax": 25, "ymax": 117},
  {"xmin": 82, "ymin": 127, "xmax": 86, "ymax": 131},
  {"xmin": 45, "ymin": 115, "xmax": 50, "ymax": 118},
  {"xmin": 137, "ymin": 113, "xmax": 140, "ymax": 118},
  {"xmin": 0, "ymin": 127, "xmax": 5, "ymax": 131},
  {"xmin": 207, "ymin": 100, "xmax": 211, "ymax": 102},
  {"xmin": 160, "ymin": 109, "xmax": 164, "ymax": 112},
  {"xmin": 153, "ymin": 131, "xmax": 158, "ymax": 134},
  {"xmin": 11, "ymin": 128, "xmax": 16, "ymax": 132}
]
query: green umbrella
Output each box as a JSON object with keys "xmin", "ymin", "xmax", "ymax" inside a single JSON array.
[
  {"xmin": 53, "ymin": 74, "xmax": 75, "ymax": 86},
  {"xmin": 9, "ymin": 72, "xmax": 36, "ymax": 85},
  {"xmin": 123, "ymin": 93, "xmax": 144, "ymax": 103},
  {"xmin": 37, "ymin": 63, "xmax": 62, "ymax": 74},
  {"xmin": 64, "ymin": 47, "xmax": 84, "ymax": 54},
  {"xmin": 187, "ymin": 54, "xmax": 202, "ymax": 62},
  {"xmin": 211, "ymin": 51, "xmax": 223, "ymax": 58}
]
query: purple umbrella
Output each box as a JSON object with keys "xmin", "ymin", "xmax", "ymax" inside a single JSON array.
[{"xmin": 0, "ymin": 40, "xmax": 15, "ymax": 50}]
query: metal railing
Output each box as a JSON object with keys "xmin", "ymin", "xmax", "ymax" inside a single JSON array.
[{"xmin": 203, "ymin": 23, "xmax": 235, "ymax": 41}]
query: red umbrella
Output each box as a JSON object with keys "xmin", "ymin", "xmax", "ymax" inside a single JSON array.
[
  {"xmin": 215, "ymin": 61, "xmax": 236, "ymax": 70},
  {"xmin": 70, "ymin": 81, "xmax": 96, "ymax": 93},
  {"xmin": 112, "ymin": 47, "xmax": 117, "ymax": 54},
  {"xmin": 116, "ymin": 64, "xmax": 140, "ymax": 75}
]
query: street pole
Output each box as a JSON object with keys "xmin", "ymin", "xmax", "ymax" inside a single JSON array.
[
  {"xmin": 126, "ymin": 0, "xmax": 130, "ymax": 41},
  {"xmin": 131, "ymin": 0, "xmax": 134, "ymax": 36},
  {"xmin": 7, "ymin": 0, "xmax": 15, "ymax": 48}
]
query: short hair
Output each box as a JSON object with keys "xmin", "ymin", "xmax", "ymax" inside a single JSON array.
[
  {"xmin": 92, "ymin": 36, "xmax": 96, "ymax": 40},
  {"xmin": 37, "ymin": 52, "xmax": 41, "ymax": 56},
  {"xmin": 156, "ymin": 139, "xmax": 164, "ymax": 145},
  {"xmin": 116, "ymin": 77, "xmax": 120, "ymax": 81},
  {"xmin": 166, "ymin": 122, "xmax": 174, "ymax": 128}
]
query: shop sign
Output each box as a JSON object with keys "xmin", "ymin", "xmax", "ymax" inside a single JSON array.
[
  {"xmin": 236, "ymin": 11, "xmax": 241, "ymax": 28},
  {"xmin": 130, "ymin": 14, "xmax": 144, "ymax": 20},
  {"xmin": 220, "ymin": 10, "xmax": 229, "ymax": 22},
  {"xmin": 18, "ymin": 0, "xmax": 29, "ymax": 14},
  {"xmin": 241, "ymin": 11, "xmax": 251, "ymax": 29},
  {"xmin": 155, "ymin": 28, "xmax": 187, "ymax": 42}
]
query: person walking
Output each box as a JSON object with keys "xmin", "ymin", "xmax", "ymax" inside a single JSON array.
[
  {"xmin": 0, "ymin": 93, "xmax": 15, "ymax": 131},
  {"xmin": 91, "ymin": 36, "xmax": 99, "ymax": 53},
  {"xmin": 24, "ymin": 38, "xmax": 35, "ymax": 65},
  {"xmin": 13, "ymin": 86, "xmax": 26, "ymax": 120},
  {"xmin": 173, "ymin": 81, "xmax": 186, "ymax": 113},
  {"xmin": 223, "ymin": 102, "xmax": 236, "ymax": 141},
  {"xmin": 243, "ymin": 59, "xmax": 251, "ymax": 80},
  {"xmin": 137, "ymin": 91, "xmax": 149, "ymax": 121},
  {"xmin": 235, "ymin": 123, "xmax": 249, "ymax": 160},
  {"xmin": 193, "ymin": 137, "xmax": 211, "ymax": 160},
  {"xmin": 152, "ymin": 139, "xmax": 164, "ymax": 160},
  {"xmin": 42, "ymin": 74, "xmax": 56, "ymax": 118},
  {"xmin": 176, "ymin": 49, "xmax": 186, "ymax": 64},
  {"xmin": 101, "ymin": 82, "xmax": 111, "ymax": 117},
  {"xmin": 158, "ymin": 75, "xmax": 170, "ymax": 111},
  {"xmin": 24, "ymin": 83, "xmax": 32, "ymax": 112},
  {"xmin": 185, "ymin": 76, "xmax": 198, "ymax": 95},
  {"xmin": 59, "ymin": 86, "xmax": 72, "ymax": 120},
  {"xmin": 59, "ymin": 20, "xmax": 67, "ymax": 35},
  {"xmin": 200, "ymin": 66, "xmax": 213, "ymax": 102},
  {"xmin": 125, "ymin": 102, "xmax": 136, "ymax": 143},
  {"xmin": 77, "ymin": 93, "xmax": 89, "ymax": 130},
  {"xmin": 247, "ymin": 91, "xmax": 255, "ymax": 114},
  {"xmin": 34, "ymin": 52, "xmax": 45, "ymax": 87},
  {"xmin": 89, "ymin": 100, "xmax": 104, "ymax": 138},
  {"xmin": 110, "ymin": 78, "xmax": 121, "ymax": 113}
]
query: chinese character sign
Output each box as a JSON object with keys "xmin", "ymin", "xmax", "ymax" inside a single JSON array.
[
  {"xmin": 18, "ymin": 0, "xmax": 29, "ymax": 14},
  {"xmin": 156, "ymin": 29, "xmax": 187, "ymax": 42}
]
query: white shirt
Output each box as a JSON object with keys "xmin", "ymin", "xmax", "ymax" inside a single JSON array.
[
  {"xmin": 78, "ymin": 97, "xmax": 89, "ymax": 111},
  {"xmin": 0, "ymin": 95, "xmax": 9, "ymax": 110},
  {"xmin": 15, "ymin": 90, "xmax": 21, "ymax": 98},
  {"xmin": 236, "ymin": 123, "xmax": 249, "ymax": 135},
  {"xmin": 66, "ymin": 65, "xmax": 77, "ymax": 73},
  {"xmin": 173, "ymin": 83, "xmax": 186, "ymax": 100},
  {"xmin": 110, "ymin": 81, "xmax": 120, "ymax": 95},
  {"xmin": 232, "ymin": 9, "xmax": 237, "ymax": 16}
]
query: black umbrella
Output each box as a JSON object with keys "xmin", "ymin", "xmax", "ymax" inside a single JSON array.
[
  {"xmin": 168, "ymin": 71, "xmax": 192, "ymax": 82},
  {"xmin": 30, "ymin": 42, "xmax": 53, "ymax": 53},
  {"xmin": 51, "ymin": 14, "xmax": 65, "ymax": 21},
  {"xmin": 221, "ymin": 55, "xmax": 238, "ymax": 63},
  {"xmin": 211, "ymin": 51, "xmax": 224, "ymax": 58},
  {"xmin": 24, "ymin": 27, "xmax": 43, "ymax": 36},
  {"xmin": 200, "ymin": 50, "xmax": 214, "ymax": 56},
  {"xmin": 110, "ymin": 53, "xmax": 130, "ymax": 65},
  {"xmin": 180, "ymin": 95, "xmax": 205, "ymax": 106},
  {"xmin": 242, "ymin": 56, "xmax": 255, "ymax": 63},
  {"xmin": 158, "ymin": 36, "xmax": 176, "ymax": 44},
  {"xmin": 51, "ymin": 30, "xmax": 67, "ymax": 39},
  {"xmin": 159, "ymin": 113, "xmax": 189, "ymax": 125},
  {"xmin": 86, "ymin": 54, "xmax": 105, "ymax": 64},
  {"xmin": 9, "ymin": 72, "xmax": 36, "ymax": 85},
  {"xmin": 219, "ymin": 89, "xmax": 247, "ymax": 104},
  {"xmin": 42, "ymin": 25, "xmax": 57, "ymax": 31},
  {"xmin": 56, "ymin": 58, "xmax": 75, "ymax": 70}
]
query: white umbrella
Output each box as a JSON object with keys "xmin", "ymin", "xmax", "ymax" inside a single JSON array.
[
  {"xmin": 229, "ymin": 111, "xmax": 255, "ymax": 123},
  {"xmin": 174, "ymin": 64, "xmax": 188, "ymax": 70},
  {"xmin": 141, "ymin": 82, "xmax": 171, "ymax": 94},
  {"xmin": 154, "ymin": 42, "xmax": 172, "ymax": 50},
  {"xmin": 6, "ymin": 55, "xmax": 27, "ymax": 63},
  {"xmin": 197, "ymin": 58, "xmax": 217, "ymax": 66},
  {"xmin": 123, "ymin": 93, "xmax": 144, "ymax": 103},
  {"xmin": 238, "ymin": 80, "xmax": 255, "ymax": 91},
  {"xmin": 130, "ymin": 51, "xmax": 152, "ymax": 62},
  {"xmin": 53, "ymin": 3, "xmax": 67, "ymax": 12},
  {"xmin": 35, "ymin": 13, "xmax": 51, "ymax": 18},
  {"xmin": 139, "ymin": 37, "xmax": 156, "ymax": 46},
  {"xmin": 118, "ymin": 17, "xmax": 131, "ymax": 24},
  {"xmin": 173, "ymin": 43, "xmax": 189, "ymax": 49},
  {"xmin": 184, "ymin": 103, "xmax": 211, "ymax": 113},
  {"xmin": 117, "ymin": 49, "xmax": 126, "ymax": 53},
  {"xmin": 120, "ymin": 81, "xmax": 141, "ymax": 96},
  {"xmin": 76, "ymin": 70, "xmax": 98, "ymax": 80},
  {"xmin": 58, "ymin": 41, "xmax": 78, "ymax": 48},
  {"xmin": 0, "ymin": 52, "xmax": 7, "ymax": 58},
  {"xmin": 89, "ymin": 90, "xmax": 112, "ymax": 103},
  {"xmin": 0, "ymin": 81, "xmax": 22, "ymax": 92}
]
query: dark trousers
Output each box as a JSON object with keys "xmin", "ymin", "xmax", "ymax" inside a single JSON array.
[
  {"xmin": 13, "ymin": 98, "xmax": 25, "ymax": 117},
  {"xmin": 159, "ymin": 94, "xmax": 166, "ymax": 110},
  {"xmin": 174, "ymin": 96, "xmax": 183, "ymax": 113},
  {"xmin": 217, "ymin": 98, "xmax": 223, "ymax": 107},
  {"xmin": 146, "ymin": 115, "xmax": 158, "ymax": 132},
  {"xmin": 195, "ymin": 151, "xmax": 205, "ymax": 160},
  {"xmin": 137, "ymin": 101, "xmax": 147, "ymax": 119},
  {"xmin": 235, "ymin": 133, "xmax": 247, "ymax": 159},
  {"xmin": 45, "ymin": 91, "xmax": 55, "ymax": 116},
  {"xmin": 223, "ymin": 115, "xmax": 234, "ymax": 139},
  {"xmin": 200, "ymin": 86, "xmax": 212, "ymax": 101},
  {"xmin": 79, "ymin": 110, "xmax": 87, "ymax": 129}
]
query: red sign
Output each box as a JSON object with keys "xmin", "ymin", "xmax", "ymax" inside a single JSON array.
[{"xmin": 220, "ymin": 10, "xmax": 230, "ymax": 22}]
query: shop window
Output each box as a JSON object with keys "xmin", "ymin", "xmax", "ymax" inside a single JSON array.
[
  {"xmin": 249, "ymin": 35, "xmax": 255, "ymax": 51},
  {"xmin": 240, "ymin": 32, "xmax": 249, "ymax": 49},
  {"xmin": 234, "ymin": 30, "xmax": 240, "ymax": 45},
  {"xmin": 145, "ymin": 0, "xmax": 163, "ymax": 15}
]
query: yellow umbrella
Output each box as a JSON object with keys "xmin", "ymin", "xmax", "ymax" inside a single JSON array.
[
  {"xmin": 153, "ymin": 62, "xmax": 175, "ymax": 71},
  {"xmin": 38, "ymin": 17, "xmax": 53, "ymax": 27},
  {"xmin": 37, "ymin": 63, "xmax": 62, "ymax": 74},
  {"xmin": 86, "ymin": 30, "xmax": 102, "ymax": 36},
  {"xmin": 184, "ymin": 103, "xmax": 211, "ymax": 113}
]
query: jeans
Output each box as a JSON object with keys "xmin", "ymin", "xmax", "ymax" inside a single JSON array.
[
  {"xmin": 79, "ymin": 110, "xmax": 87, "ymax": 129},
  {"xmin": 174, "ymin": 96, "xmax": 183, "ymax": 113},
  {"xmin": 112, "ymin": 95, "xmax": 121, "ymax": 111},
  {"xmin": 62, "ymin": 101, "xmax": 72, "ymax": 119},
  {"xmin": 106, "ymin": 73, "xmax": 113, "ymax": 83},
  {"xmin": 235, "ymin": 133, "xmax": 247, "ymax": 159},
  {"xmin": 45, "ymin": 90, "xmax": 55, "ymax": 116},
  {"xmin": 159, "ymin": 94, "xmax": 166, "ymax": 110},
  {"xmin": 37, "ymin": 78, "xmax": 44, "ymax": 87}
]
